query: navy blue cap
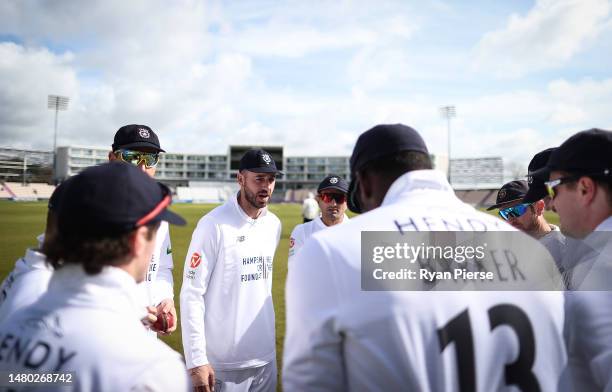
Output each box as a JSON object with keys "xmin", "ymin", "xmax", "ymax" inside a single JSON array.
[
  {"xmin": 531, "ymin": 128, "xmax": 612, "ymax": 179},
  {"xmin": 349, "ymin": 124, "xmax": 429, "ymax": 173},
  {"xmin": 239, "ymin": 149, "xmax": 283, "ymax": 174},
  {"xmin": 112, "ymin": 124, "xmax": 165, "ymax": 152},
  {"xmin": 487, "ymin": 180, "xmax": 529, "ymax": 210},
  {"xmin": 523, "ymin": 148, "xmax": 556, "ymax": 204},
  {"xmin": 48, "ymin": 176, "xmax": 74, "ymax": 211},
  {"xmin": 317, "ymin": 174, "xmax": 349, "ymax": 194},
  {"xmin": 348, "ymin": 124, "xmax": 429, "ymax": 213},
  {"xmin": 58, "ymin": 162, "xmax": 185, "ymax": 237}
]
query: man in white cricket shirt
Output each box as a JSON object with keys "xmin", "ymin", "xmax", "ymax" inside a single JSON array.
[
  {"xmin": 0, "ymin": 162, "xmax": 189, "ymax": 391},
  {"xmin": 284, "ymin": 124, "xmax": 567, "ymax": 391},
  {"xmin": 488, "ymin": 178, "xmax": 566, "ymax": 271},
  {"xmin": 0, "ymin": 179, "xmax": 70, "ymax": 323},
  {"xmin": 109, "ymin": 124, "xmax": 176, "ymax": 334},
  {"xmin": 181, "ymin": 149, "xmax": 282, "ymax": 392},
  {"xmin": 289, "ymin": 174, "xmax": 349, "ymax": 261},
  {"xmin": 534, "ymin": 128, "xmax": 612, "ymax": 390},
  {"xmin": 522, "ymin": 147, "xmax": 568, "ymax": 280}
]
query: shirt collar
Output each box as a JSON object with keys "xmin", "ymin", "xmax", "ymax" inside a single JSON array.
[
  {"xmin": 23, "ymin": 248, "xmax": 51, "ymax": 270},
  {"xmin": 48, "ymin": 265, "xmax": 142, "ymax": 315},
  {"xmin": 594, "ymin": 215, "xmax": 612, "ymax": 231},
  {"xmin": 382, "ymin": 169, "xmax": 455, "ymax": 207},
  {"xmin": 316, "ymin": 214, "xmax": 349, "ymax": 228}
]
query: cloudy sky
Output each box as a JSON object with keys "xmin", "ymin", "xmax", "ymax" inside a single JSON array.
[{"xmin": 1, "ymin": 0, "xmax": 611, "ymax": 172}]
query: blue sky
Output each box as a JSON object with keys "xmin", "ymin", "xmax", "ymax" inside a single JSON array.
[{"xmin": 1, "ymin": 0, "xmax": 611, "ymax": 175}]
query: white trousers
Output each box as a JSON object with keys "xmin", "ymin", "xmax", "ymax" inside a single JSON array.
[{"xmin": 214, "ymin": 360, "xmax": 277, "ymax": 392}]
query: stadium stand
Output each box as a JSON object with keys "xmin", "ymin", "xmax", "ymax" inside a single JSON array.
[
  {"xmin": 0, "ymin": 182, "xmax": 15, "ymax": 199},
  {"xmin": 2, "ymin": 182, "xmax": 55, "ymax": 201},
  {"xmin": 284, "ymin": 189, "xmax": 317, "ymax": 203},
  {"xmin": 176, "ymin": 182, "xmax": 238, "ymax": 203}
]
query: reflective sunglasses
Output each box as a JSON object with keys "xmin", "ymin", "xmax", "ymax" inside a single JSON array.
[
  {"xmin": 544, "ymin": 177, "xmax": 579, "ymax": 199},
  {"xmin": 114, "ymin": 149, "xmax": 160, "ymax": 168},
  {"xmin": 320, "ymin": 193, "xmax": 347, "ymax": 204},
  {"xmin": 544, "ymin": 169, "xmax": 611, "ymax": 199},
  {"xmin": 498, "ymin": 203, "xmax": 531, "ymax": 221}
]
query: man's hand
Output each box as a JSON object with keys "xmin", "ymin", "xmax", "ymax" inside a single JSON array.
[
  {"xmin": 154, "ymin": 298, "xmax": 177, "ymax": 335},
  {"xmin": 140, "ymin": 306, "xmax": 157, "ymax": 328},
  {"xmin": 190, "ymin": 364, "xmax": 215, "ymax": 392}
]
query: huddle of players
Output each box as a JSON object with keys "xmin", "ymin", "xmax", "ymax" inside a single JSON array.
[{"xmin": 0, "ymin": 123, "xmax": 610, "ymax": 391}]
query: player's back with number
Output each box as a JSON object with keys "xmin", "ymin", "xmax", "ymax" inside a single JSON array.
[
  {"xmin": 284, "ymin": 190, "xmax": 566, "ymax": 391},
  {"xmin": 284, "ymin": 124, "xmax": 567, "ymax": 391}
]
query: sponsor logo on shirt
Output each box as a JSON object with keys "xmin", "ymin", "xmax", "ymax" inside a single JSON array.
[
  {"xmin": 240, "ymin": 255, "xmax": 273, "ymax": 282},
  {"xmin": 289, "ymin": 237, "xmax": 295, "ymax": 248},
  {"xmin": 190, "ymin": 252, "xmax": 202, "ymax": 269},
  {"xmin": 166, "ymin": 246, "xmax": 172, "ymax": 254}
]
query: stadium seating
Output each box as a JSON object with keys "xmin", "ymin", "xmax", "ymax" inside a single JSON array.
[
  {"xmin": 284, "ymin": 189, "xmax": 317, "ymax": 203},
  {"xmin": 176, "ymin": 183, "xmax": 238, "ymax": 203},
  {"xmin": 2, "ymin": 182, "xmax": 55, "ymax": 200}
]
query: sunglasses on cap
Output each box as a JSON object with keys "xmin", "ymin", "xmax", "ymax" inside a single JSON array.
[
  {"xmin": 498, "ymin": 203, "xmax": 531, "ymax": 221},
  {"xmin": 319, "ymin": 193, "xmax": 347, "ymax": 204},
  {"xmin": 114, "ymin": 149, "xmax": 160, "ymax": 169}
]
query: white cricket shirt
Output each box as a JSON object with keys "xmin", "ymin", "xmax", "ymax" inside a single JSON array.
[
  {"xmin": 136, "ymin": 221, "xmax": 174, "ymax": 308},
  {"xmin": 288, "ymin": 214, "xmax": 349, "ymax": 261},
  {"xmin": 180, "ymin": 194, "xmax": 281, "ymax": 370},
  {"xmin": 562, "ymin": 215, "xmax": 612, "ymax": 390},
  {"xmin": 284, "ymin": 170, "xmax": 567, "ymax": 391},
  {"xmin": 0, "ymin": 247, "xmax": 53, "ymax": 323},
  {"xmin": 0, "ymin": 265, "xmax": 189, "ymax": 391}
]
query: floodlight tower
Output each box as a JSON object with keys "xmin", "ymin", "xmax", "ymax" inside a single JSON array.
[
  {"xmin": 440, "ymin": 105, "xmax": 456, "ymax": 183},
  {"xmin": 48, "ymin": 95, "xmax": 70, "ymax": 183}
]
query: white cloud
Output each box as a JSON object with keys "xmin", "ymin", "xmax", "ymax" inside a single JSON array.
[
  {"xmin": 1, "ymin": 0, "xmax": 611, "ymax": 172},
  {"xmin": 472, "ymin": 0, "xmax": 611, "ymax": 77},
  {"xmin": 0, "ymin": 43, "xmax": 78, "ymax": 149}
]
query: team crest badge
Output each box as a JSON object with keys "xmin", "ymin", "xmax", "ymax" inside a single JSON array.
[
  {"xmin": 330, "ymin": 177, "xmax": 338, "ymax": 184},
  {"xmin": 190, "ymin": 252, "xmax": 202, "ymax": 268},
  {"xmin": 498, "ymin": 189, "xmax": 507, "ymax": 200},
  {"xmin": 138, "ymin": 128, "xmax": 150, "ymax": 138},
  {"xmin": 262, "ymin": 154, "xmax": 272, "ymax": 164}
]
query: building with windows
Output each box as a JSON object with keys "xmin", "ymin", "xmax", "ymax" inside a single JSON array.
[
  {"xmin": 0, "ymin": 147, "xmax": 53, "ymax": 183},
  {"xmin": 450, "ymin": 157, "xmax": 504, "ymax": 189},
  {"xmin": 5, "ymin": 144, "xmax": 502, "ymax": 194}
]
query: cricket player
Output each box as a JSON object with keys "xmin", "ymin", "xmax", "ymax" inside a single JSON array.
[
  {"xmin": 0, "ymin": 178, "xmax": 70, "ymax": 323},
  {"xmin": 109, "ymin": 124, "xmax": 176, "ymax": 334},
  {"xmin": 284, "ymin": 124, "xmax": 567, "ymax": 391},
  {"xmin": 181, "ymin": 149, "xmax": 282, "ymax": 392},
  {"xmin": 535, "ymin": 128, "xmax": 612, "ymax": 390},
  {"xmin": 0, "ymin": 162, "xmax": 189, "ymax": 391},
  {"xmin": 488, "ymin": 179, "xmax": 566, "ymax": 270},
  {"xmin": 289, "ymin": 174, "xmax": 349, "ymax": 261}
]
